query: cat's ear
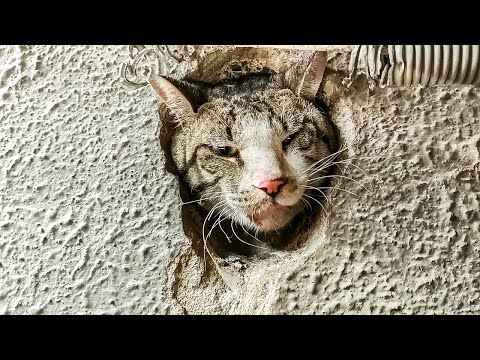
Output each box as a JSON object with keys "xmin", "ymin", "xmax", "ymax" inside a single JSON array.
[
  {"xmin": 151, "ymin": 75, "xmax": 203, "ymax": 123},
  {"xmin": 283, "ymin": 51, "xmax": 328, "ymax": 101}
]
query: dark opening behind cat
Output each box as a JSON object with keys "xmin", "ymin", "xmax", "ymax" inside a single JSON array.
[{"xmin": 152, "ymin": 51, "xmax": 338, "ymax": 256}]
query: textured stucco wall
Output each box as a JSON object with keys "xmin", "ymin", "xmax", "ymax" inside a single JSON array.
[
  {"xmin": 271, "ymin": 82, "xmax": 480, "ymax": 314},
  {"xmin": 1, "ymin": 45, "xmax": 479, "ymax": 314},
  {"xmin": 0, "ymin": 45, "xmax": 185, "ymax": 314}
]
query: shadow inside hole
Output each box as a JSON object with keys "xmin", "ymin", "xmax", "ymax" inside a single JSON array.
[{"xmin": 157, "ymin": 89, "xmax": 345, "ymax": 261}]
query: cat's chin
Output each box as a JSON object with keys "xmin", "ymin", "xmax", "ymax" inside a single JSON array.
[{"xmin": 249, "ymin": 202, "xmax": 298, "ymax": 232}]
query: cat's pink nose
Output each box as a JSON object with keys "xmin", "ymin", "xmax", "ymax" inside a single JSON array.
[{"xmin": 255, "ymin": 178, "xmax": 287, "ymax": 197}]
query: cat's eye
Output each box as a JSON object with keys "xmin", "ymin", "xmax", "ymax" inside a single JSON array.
[
  {"xmin": 216, "ymin": 146, "xmax": 238, "ymax": 157},
  {"xmin": 282, "ymin": 131, "xmax": 299, "ymax": 150}
]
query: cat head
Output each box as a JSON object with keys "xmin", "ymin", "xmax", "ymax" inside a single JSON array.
[{"xmin": 152, "ymin": 51, "xmax": 337, "ymax": 233}]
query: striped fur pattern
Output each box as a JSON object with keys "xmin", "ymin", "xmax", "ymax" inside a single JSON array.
[{"xmin": 153, "ymin": 52, "xmax": 337, "ymax": 240}]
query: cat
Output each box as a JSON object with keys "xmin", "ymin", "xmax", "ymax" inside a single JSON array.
[{"xmin": 152, "ymin": 51, "xmax": 338, "ymax": 257}]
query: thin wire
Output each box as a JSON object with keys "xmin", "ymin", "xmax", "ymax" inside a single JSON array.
[{"xmin": 119, "ymin": 45, "xmax": 177, "ymax": 90}]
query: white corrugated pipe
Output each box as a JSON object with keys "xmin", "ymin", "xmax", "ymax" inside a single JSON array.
[{"xmin": 347, "ymin": 45, "xmax": 480, "ymax": 88}]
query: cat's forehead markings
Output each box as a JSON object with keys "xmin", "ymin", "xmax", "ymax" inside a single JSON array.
[{"xmin": 198, "ymin": 107, "xmax": 227, "ymax": 131}]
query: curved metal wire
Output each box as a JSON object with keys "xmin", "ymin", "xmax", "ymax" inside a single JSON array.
[{"xmin": 119, "ymin": 45, "xmax": 174, "ymax": 90}]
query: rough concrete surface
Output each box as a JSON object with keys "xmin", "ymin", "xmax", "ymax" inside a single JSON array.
[{"xmin": 1, "ymin": 45, "xmax": 479, "ymax": 314}]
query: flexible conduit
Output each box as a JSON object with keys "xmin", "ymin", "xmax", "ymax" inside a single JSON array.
[{"xmin": 347, "ymin": 45, "xmax": 480, "ymax": 88}]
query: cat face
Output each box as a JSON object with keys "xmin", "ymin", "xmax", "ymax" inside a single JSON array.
[
  {"xmin": 172, "ymin": 89, "xmax": 334, "ymax": 231},
  {"xmin": 152, "ymin": 51, "xmax": 336, "ymax": 233}
]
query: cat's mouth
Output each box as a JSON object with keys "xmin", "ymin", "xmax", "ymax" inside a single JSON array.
[{"xmin": 251, "ymin": 201, "xmax": 292, "ymax": 228}]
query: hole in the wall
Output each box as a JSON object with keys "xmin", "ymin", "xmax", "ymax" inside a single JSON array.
[{"xmin": 156, "ymin": 71, "xmax": 356, "ymax": 269}]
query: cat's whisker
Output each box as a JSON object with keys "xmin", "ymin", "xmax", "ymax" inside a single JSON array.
[
  {"xmin": 205, "ymin": 208, "xmax": 231, "ymax": 245},
  {"xmin": 304, "ymin": 185, "xmax": 331, "ymax": 205},
  {"xmin": 178, "ymin": 191, "xmax": 226, "ymax": 207},
  {"xmin": 307, "ymin": 157, "xmax": 346, "ymax": 176},
  {"xmin": 307, "ymin": 152, "xmax": 403, "ymax": 178},
  {"xmin": 299, "ymin": 197, "xmax": 313, "ymax": 213},
  {"xmin": 202, "ymin": 207, "xmax": 216, "ymax": 236},
  {"xmin": 179, "ymin": 196, "xmax": 221, "ymax": 207},
  {"xmin": 201, "ymin": 203, "xmax": 225, "ymax": 271},
  {"xmin": 202, "ymin": 201, "xmax": 227, "ymax": 246},
  {"xmin": 230, "ymin": 222, "xmax": 267, "ymax": 250},
  {"xmin": 206, "ymin": 203, "xmax": 233, "ymax": 242},
  {"xmin": 241, "ymin": 223, "xmax": 264, "ymax": 244},
  {"xmin": 303, "ymin": 141, "xmax": 404, "ymax": 178},
  {"xmin": 308, "ymin": 174, "xmax": 371, "ymax": 193},
  {"xmin": 218, "ymin": 218, "xmax": 232, "ymax": 243},
  {"xmin": 307, "ymin": 168, "xmax": 331, "ymax": 179},
  {"xmin": 207, "ymin": 206, "xmax": 228, "ymax": 239},
  {"xmin": 307, "ymin": 161, "xmax": 373, "ymax": 199},
  {"xmin": 318, "ymin": 186, "xmax": 358, "ymax": 197},
  {"xmin": 312, "ymin": 157, "xmax": 376, "ymax": 176},
  {"xmin": 333, "ymin": 162, "xmax": 346, "ymax": 175},
  {"xmin": 301, "ymin": 145, "xmax": 349, "ymax": 175},
  {"xmin": 206, "ymin": 200, "xmax": 227, "ymax": 222},
  {"xmin": 309, "ymin": 158, "xmax": 372, "ymax": 181},
  {"xmin": 303, "ymin": 193, "xmax": 328, "ymax": 215},
  {"xmin": 303, "ymin": 144, "xmax": 356, "ymax": 175},
  {"xmin": 293, "ymin": 199, "xmax": 304, "ymax": 216},
  {"xmin": 302, "ymin": 152, "xmax": 339, "ymax": 175},
  {"xmin": 334, "ymin": 160, "xmax": 374, "ymax": 189}
]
